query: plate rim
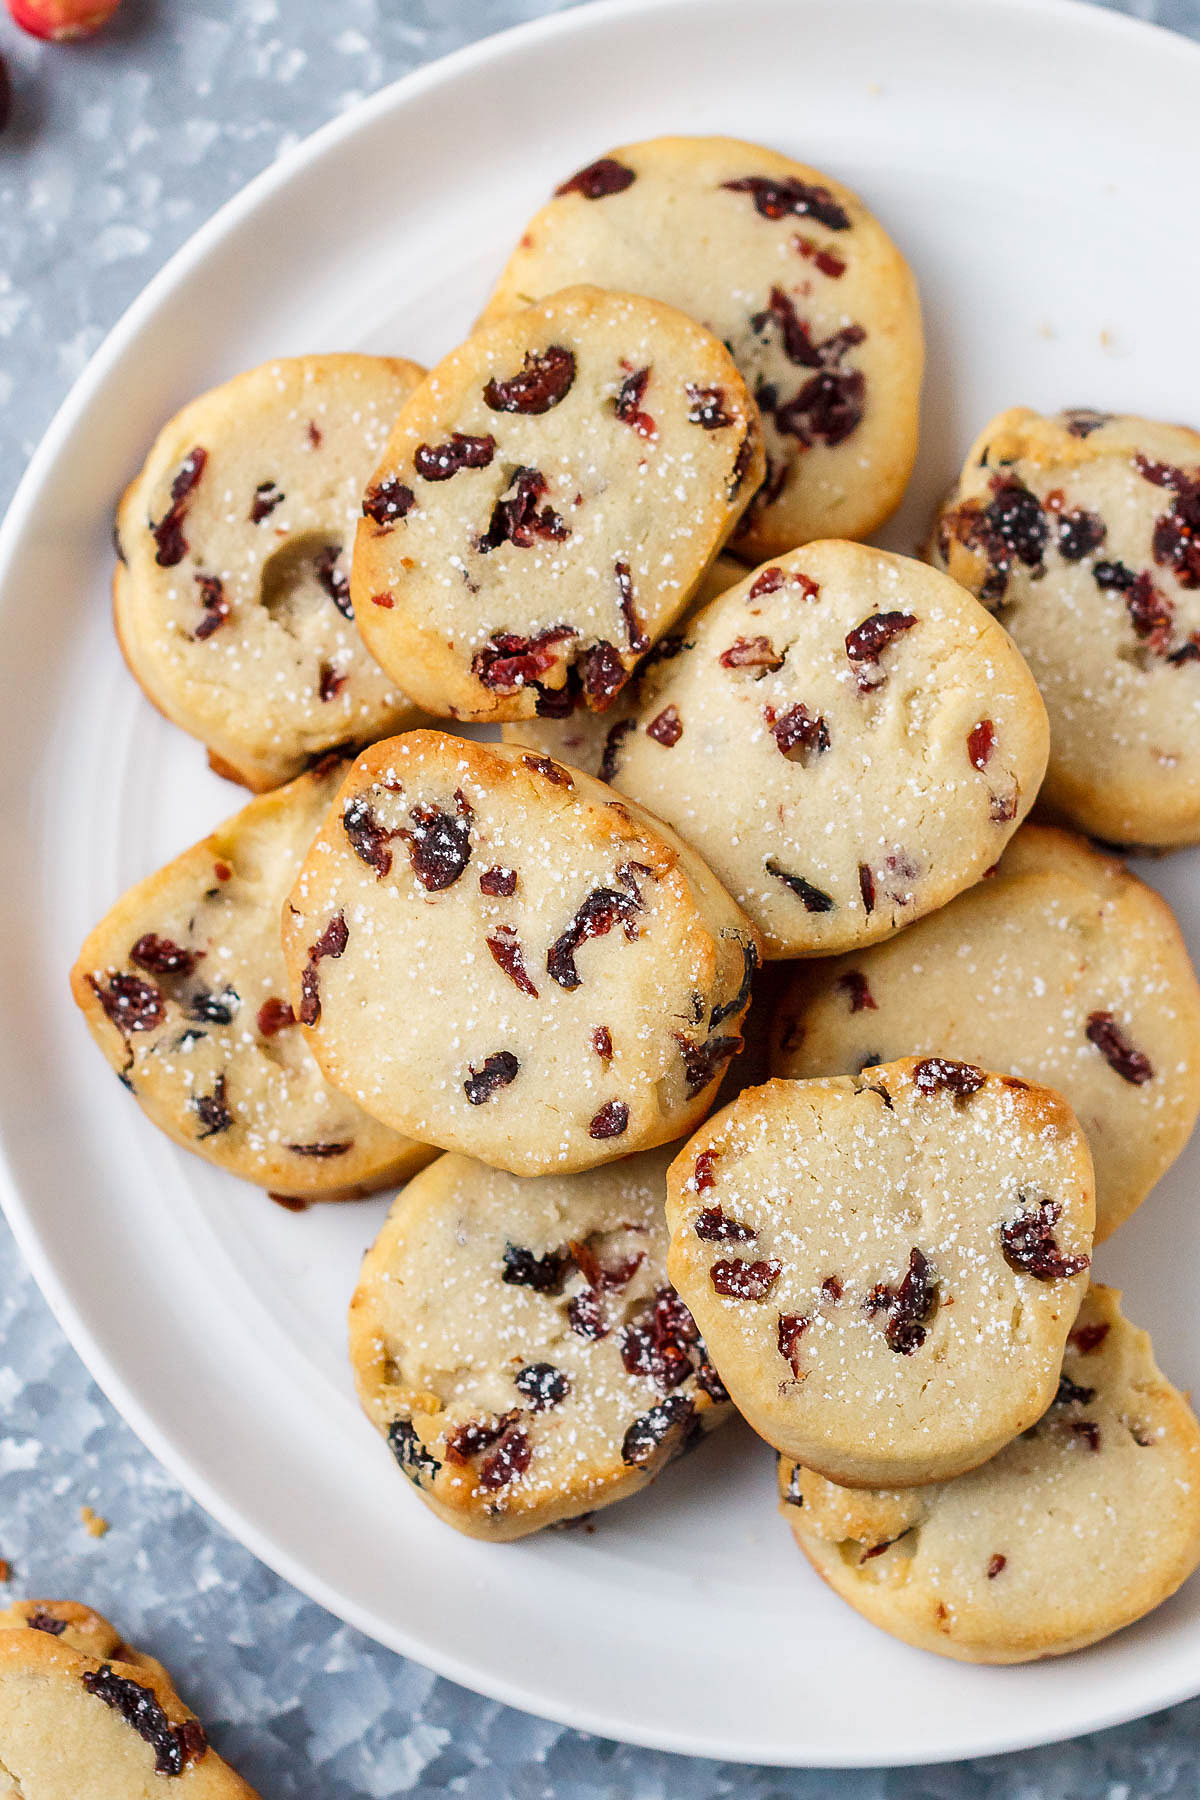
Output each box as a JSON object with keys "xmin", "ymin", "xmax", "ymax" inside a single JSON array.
[{"xmin": 4, "ymin": 0, "xmax": 1200, "ymax": 1767}]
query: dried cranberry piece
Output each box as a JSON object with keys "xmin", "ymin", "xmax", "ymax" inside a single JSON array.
[
  {"xmin": 710, "ymin": 1257, "xmax": 781, "ymax": 1300},
  {"xmin": 595, "ymin": 717, "xmax": 633, "ymax": 783},
  {"xmin": 777, "ymin": 1312, "xmax": 810, "ymax": 1376},
  {"xmin": 478, "ymin": 1425, "xmax": 532, "ymax": 1489},
  {"xmin": 837, "ymin": 971, "xmax": 877, "ymax": 1013},
  {"xmin": 362, "ymin": 477, "xmax": 416, "ymax": 526},
  {"xmin": 443, "ymin": 1411, "xmax": 520, "ymax": 1465},
  {"xmin": 1093, "ymin": 558, "xmax": 1136, "ymax": 592},
  {"xmin": 1054, "ymin": 1374, "xmax": 1097, "ymax": 1407},
  {"xmin": 749, "ymin": 566, "xmax": 784, "ymax": 598},
  {"xmin": 313, "ymin": 544, "xmax": 353, "ymax": 618},
  {"xmin": 765, "ymin": 860, "xmax": 834, "ymax": 912},
  {"xmin": 298, "ymin": 910, "xmax": 348, "ymax": 1027},
  {"xmin": 191, "ymin": 1074, "xmax": 232, "ymax": 1139},
  {"xmin": 555, "ymin": 156, "xmax": 636, "ymax": 198},
  {"xmin": 588, "ymin": 1099, "xmax": 629, "ymax": 1139},
  {"xmin": 591, "ymin": 1026, "xmax": 613, "ymax": 1062},
  {"xmin": 484, "ymin": 346, "xmax": 576, "ymax": 415},
  {"xmin": 464, "ymin": 1050, "xmax": 519, "ymax": 1105},
  {"xmin": 318, "ymin": 661, "xmax": 346, "ymax": 702},
  {"xmin": 28, "ymin": 1610, "xmax": 67, "ymax": 1635},
  {"xmin": 696, "ymin": 1355, "xmax": 730, "ymax": 1404},
  {"xmin": 579, "ymin": 640, "xmax": 629, "ymax": 710},
  {"xmin": 193, "ymin": 574, "xmax": 229, "ymax": 641},
  {"xmin": 720, "ymin": 635, "xmax": 783, "ymax": 672},
  {"xmin": 285, "ymin": 1140, "xmax": 351, "ymax": 1158},
  {"xmin": 619, "ymin": 1286, "xmax": 702, "ymax": 1393},
  {"xmin": 620, "ymin": 1394, "xmax": 699, "ymax": 1469},
  {"xmin": 913, "ymin": 1057, "xmax": 986, "ymax": 1099},
  {"xmin": 184, "ymin": 987, "xmax": 239, "ymax": 1026},
  {"xmin": 414, "ymin": 432, "xmax": 496, "ymax": 481},
  {"xmin": 387, "ymin": 1418, "xmax": 441, "ymax": 1484},
  {"xmin": 478, "ymin": 466, "xmax": 570, "ymax": 553},
  {"xmin": 765, "ymin": 702, "xmax": 830, "ymax": 760},
  {"xmin": 1056, "ymin": 508, "xmax": 1106, "ymax": 562},
  {"xmin": 752, "ymin": 287, "xmax": 823, "ymax": 367},
  {"xmin": 1124, "ymin": 571, "xmax": 1174, "ymax": 650},
  {"xmin": 987, "ymin": 1553, "xmax": 1007, "ymax": 1578},
  {"xmin": 951, "ymin": 476, "xmax": 1048, "ymax": 602},
  {"xmin": 822, "ymin": 1275, "xmax": 844, "ymax": 1301},
  {"xmin": 794, "ymin": 233, "xmax": 846, "ymax": 277},
  {"xmin": 686, "ymin": 384, "xmax": 733, "ymax": 429},
  {"xmin": 674, "ymin": 1032, "xmax": 741, "ymax": 1095},
  {"xmin": 693, "ymin": 1149, "xmax": 718, "ymax": 1191},
  {"xmin": 1086, "ymin": 1011, "xmax": 1153, "ymax": 1084},
  {"xmin": 89, "ymin": 971, "xmax": 164, "ymax": 1034},
  {"xmin": 547, "ymin": 887, "xmax": 640, "ymax": 989},
  {"xmin": 728, "ymin": 432, "xmax": 758, "ymax": 501},
  {"xmin": 250, "ymin": 480, "xmax": 284, "ymax": 523},
  {"xmin": 722, "ymin": 175, "xmax": 850, "ymax": 231},
  {"xmin": 151, "ymin": 446, "xmax": 207, "ymax": 566},
  {"xmin": 646, "ymin": 705, "xmax": 683, "ymax": 746},
  {"xmin": 472, "ymin": 622, "xmax": 575, "ymax": 693},
  {"xmin": 709, "ymin": 936, "xmax": 759, "ymax": 1031},
  {"xmin": 695, "ymin": 1206, "xmax": 755, "ymax": 1242},
  {"xmin": 1152, "ymin": 488, "xmax": 1200, "ymax": 588},
  {"xmin": 845, "ymin": 611, "xmax": 917, "ymax": 690},
  {"xmin": 858, "ymin": 863, "xmax": 876, "ymax": 914},
  {"xmin": 521, "ymin": 752, "xmax": 573, "ymax": 786},
  {"xmin": 485, "ymin": 926, "xmax": 538, "ymax": 997},
  {"xmin": 1000, "ymin": 1198, "xmax": 1090, "ymax": 1281},
  {"xmin": 614, "ymin": 366, "xmax": 655, "ymax": 437},
  {"xmin": 1071, "ymin": 1421, "xmax": 1101, "ymax": 1452},
  {"xmin": 967, "ymin": 719, "xmax": 996, "ymax": 771},
  {"xmin": 130, "ymin": 934, "xmax": 201, "ymax": 977},
  {"xmin": 1070, "ymin": 1320, "xmax": 1110, "ymax": 1354},
  {"xmin": 867, "ymin": 1247, "xmax": 938, "ymax": 1354},
  {"xmin": 81, "ymin": 1667, "xmax": 208, "ymax": 1776},
  {"xmin": 1064, "ymin": 409, "xmax": 1110, "ymax": 438},
  {"xmin": 399, "ymin": 798, "xmax": 472, "ymax": 891},
  {"xmin": 566, "ymin": 1285, "xmax": 608, "ymax": 1340},
  {"xmin": 760, "ymin": 368, "xmax": 866, "ymax": 448},
  {"xmin": 343, "ymin": 796, "xmax": 397, "ymax": 877},
  {"xmin": 515, "ymin": 1363, "xmax": 571, "ymax": 1410},
  {"xmin": 480, "ymin": 865, "xmax": 517, "ymax": 896},
  {"xmin": 608, "ymin": 560, "xmax": 647, "ymax": 654},
  {"xmin": 501, "ymin": 1243, "xmax": 568, "ymax": 1293}
]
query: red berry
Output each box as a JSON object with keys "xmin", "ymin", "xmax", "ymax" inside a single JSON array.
[{"xmin": 8, "ymin": 0, "xmax": 120, "ymax": 40}]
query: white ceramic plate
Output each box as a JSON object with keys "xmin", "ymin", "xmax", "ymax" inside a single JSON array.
[{"xmin": 2, "ymin": 0, "xmax": 1199, "ymax": 1767}]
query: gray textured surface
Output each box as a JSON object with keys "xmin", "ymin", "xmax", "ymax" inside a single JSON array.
[{"xmin": 2, "ymin": 1, "xmax": 1200, "ymax": 1794}]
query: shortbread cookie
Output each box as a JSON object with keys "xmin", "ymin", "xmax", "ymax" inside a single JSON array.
[
  {"xmin": 351, "ymin": 285, "xmax": 763, "ymax": 722},
  {"xmin": 499, "ymin": 553, "xmax": 747, "ymax": 775},
  {"xmin": 781, "ymin": 1286, "xmax": 1200, "ymax": 1662},
  {"xmin": 479, "ymin": 136, "xmax": 922, "ymax": 559},
  {"xmin": 350, "ymin": 1147, "xmax": 730, "ymax": 1539},
  {"xmin": 71, "ymin": 758, "xmax": 431, "ymax": 1201},
  {"xmin": 0, "ymin": 1603, "xmax": 258, "ymax": 1796},
  {"xmin": 114, "ymin": 354, "xmax": 429, "ymax": 791},
  {"xmin": 283, "ymin": 732, "xmax": 761, "ymax": 1175},
  {"xmin": 931, "ymin": 407, "xmax": 1200, "ymax": 845},
  {"xmin": 666, "ymin": 1060, "xmax": 1094, "ymax": 1486},
  {"xmin": 576, "ymin": 541, "xmax": 1049, "ymax": 957},
  {"xmin": 772, "ymin": 824, "xmax": 1200, "ymax": 1241}
]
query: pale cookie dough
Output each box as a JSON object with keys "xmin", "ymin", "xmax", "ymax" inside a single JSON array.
[
  {"xmin": 666, "ymin": 1059, "xmax": 1094, "ymax": 1487},
  {"xmin": 780, "ymin": 1286, "xmax": 1200, "ymax": 1662},
  {"xmin": 351, "ymin": 285, "xmax": 763, "ymax": 722},
  {"xmin": 114, "ymin": 354, "xmax": 429, "ymax": 791},
  {"xmin": 0, "ymin": 1602, "xmax": 258, "ymax": 1797},
  {"xmin": 350, "ymin": 1146, "xmax": 730, "ymax": 1539},
  {"xmin": 931, "ymin": 407, "xmax": 1200, "ymax": 846},
  {"xmin": 71, "ymin": 758, "xmax": 431, "ymax": 1201},
  {"xmin": 771, "ymin": 823, "xmax": 1200, "ymax": 1241},
  {"xmin": 572, "ymin": 541, "xmax": 1049, "ymax": 957},
  {"xmin": 479, "ymin": 135, "xmax": 923, "ymax": 559},
  {"xmin": 282, "ymin": 732, "xmax": 761, "ymax": 1176}
]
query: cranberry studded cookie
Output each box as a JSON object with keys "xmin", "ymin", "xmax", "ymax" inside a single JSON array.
[
  {"xmin": 114, "ymin": 354, "xmax": 429, "ymax": 792},
  {"xmin": 772, "ymin": 824, "xmax": 1200, "ymax": 1241},
  {"xmin": 780, "ymin": 1286, "xmax": 1200, "ymax": 1662},
  {"xmin": 478, "ymin": 136, "xmax": 923, "ymax": 558},
  {"xmin": 587, "ymin": 541, "xmax": 1049, "ymax": 957},
  {"xmin": 71, "ymin": 758, "xmax": 431, "ymax": 1202},
  {"xmin": 931, "ymin": 407, "xmax": 1200, "ymax": 845},
  {"xmin": 282, "ymin": 732, "xmax": 762, "ymax": 1176},
  {"xmin": 666, "ymin": 1060, "xmax": 1094, "ymax": 1487},
  {"xmin": 350, "ymin": 1146, "xmax": 730, "ymax": 1539},
  {"xmin": 351, "ymin": 285, "xmax": 763, "ymax": 722},
  {"xmin": 499, "ymin": 553, "xmax": 747, "ymax": 777},
  {"xmin": 0, "ymin": 1601, "xmax": 259, "ymax": 1796}
]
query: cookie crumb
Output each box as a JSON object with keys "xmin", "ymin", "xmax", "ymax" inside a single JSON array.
[{"xmin": 80, "ymin": 1506, "xmax": 110, "ymax": 1539}]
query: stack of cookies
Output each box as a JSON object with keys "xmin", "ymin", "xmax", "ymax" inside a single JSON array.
[{"xmin": 54, "ymin": 133, "xmax": 1200, "ymax": 1773}]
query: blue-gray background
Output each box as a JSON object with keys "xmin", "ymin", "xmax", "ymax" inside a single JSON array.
[{"xmin": 1, "ymin": 2, "xmax": 1197, "ymax": 1793}]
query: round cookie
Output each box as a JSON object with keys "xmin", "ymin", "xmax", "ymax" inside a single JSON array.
[
  {"xmin": 478, "ymin": 135, "xmax": 923, "ymax": 559},
  {"xmin": 282, "ymin": 731, "xmax": 762, "ymax": 1176},
  {"xmin": 780, "ymin": 1286, "xmax": 1200, "ymax": 1662},
  {"xmin": 580, "ymin": 541, "xmax": 1050, "ymax": 957},
  {"xmin": 350, "ymin": 1147, "xmax": 730, "ymax": 1540},
  {"xmin": 665, "ymin": 1059, "xmax": 1094, "ymax": 1487},
  {"xmin": 71, "ymin": 757, "xmax": 432, "ymax": 1201},
  {"xmin": 931, "ymin": 407, "xmax": 1200, "ymax": 846},
  {"xmin": 771, "ymin": 823, "xmax": 1200, "ymax": 1241},
  {"xmin": 350, "ymin": 285, "xmax": 764, "ymax": 722},
  {"xmin": 0, "ymin": 1605, "xmax": 258, "ymax": 1797},
  {"xmin": 114, "ymin": 354, "xmax": 429, "ymax": 792},
  {"xmin": 499, "ymin": 552, "xmax": 747, "ymax": 777}
]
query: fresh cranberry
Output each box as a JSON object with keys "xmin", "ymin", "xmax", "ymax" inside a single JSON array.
[
  {"xmin": 722, "ymin": 176, "xmax": 850, "ymax": 230},
  {"xmin": 555, "ymin": 157, "xmax": 636, "ymax": 198},
  {"xmin": 484, "ymin": 346, "xmax": 576, "ymax": 414},
  {"xmin": 765, "ymin": 860, "xmax": 834, "ymax": 912},
  {"xmin": 486, "ymin": 926, "xmax": 539, "ymax": 997},
  {"xmin": 1086, "ymin": 1011, "xmax": 1153, "ymax": 1084},
  {"xmin": 547, "ymin": 887, "xmax": 640, "ymax": 989},
  {"xmin": 1000, "ymin": 1198, "xmax": 1090, "ymax": 1280},
  {"xmin": 464, "ymin": 1050, "xmax": 519, "ymax": 1104},
  {"xmin": 709, "ymin": 1257, "xmax": 781, "ymax": 1300}
]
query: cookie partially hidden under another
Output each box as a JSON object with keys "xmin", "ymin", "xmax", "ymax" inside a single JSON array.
[
  {"xmin": 781, "ymin": 1286, "xmax": 1200, "ymax": 1662},
  {"xmin": 666, "ymin": 1059, "xmax": 1094, "ymax": 1487},
  {"xmin": 350, "ymin": 1147, "xmax": 730, "ymax": 1539}
]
